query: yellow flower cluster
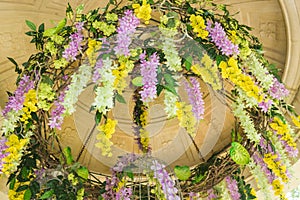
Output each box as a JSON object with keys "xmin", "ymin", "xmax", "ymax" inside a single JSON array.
[
  {"xmin": 270, "ymin": 116, "xmax": 297, "ymax": 151},
  {"xmin": 95, "ymin": 119, "xmax": 118, "ymax": 157},
  {"xmin": 189, "ymin": 14, "xmax": 209, "ymax": 39},
  {"xmin": 112, "ymin": 58, "xmax": 134, "ymax": 94},
  {"xmin": 271, "ymin": 179, "xmax": 287, "ymax": 199},
  {"xmin": 20, "ymin": 89, "xmax": 38, "ymax": 124},
  {"xmin": 8, "ymin": 179, "xmax": 30, "ymax": 200},
  {"xmin": 263, "ymin": 153, "xmax": 288, "ymax": 183},
  {"xmin": 176, "ymin": 102, "xmax": 197, "ymax": 137},
  {"xmin": 291, "ymin": 115, "xmax": 300, "ymax": 128},
  {"xmin": 219, "ymin": 57, "xmax": 263, "ymax": 102},
  {"xmin": 2, "ymin": 134, "xmax": 29, "ymax": 175},
  {"xmin": 191, "ymin": 54, "xmax": 222, "ymax": 90},
  {"xmin": 86, "ymin": 39, "xmax": 102, "ymax": 66},
  {"xmin": 132, "ymin": 0, "xmax": 152, "ymax": 24}
]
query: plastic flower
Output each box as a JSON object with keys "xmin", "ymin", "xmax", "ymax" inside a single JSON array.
[
  {"xmin": 92, "ymin": 21, "xmax": 116, "ymax": 36},
  {"xmin": 37, "ymin": 82, "xmax": 55, "ymax": 111},
  {"xmin": 113, "ymin": 57, "xmax": 134, "ymax": 94},
  {"xmin": 114, "ymin": 10, "xmax": 140, "ymax": 56},
  {"xmin": 132, "ymin": 0, "xmax": 152, "ymax": 24},
  {"xmin": 206, "ymin": 20, "xmax": 239, "ymax": 56},
  {"xmin": 62, "ymin": 22, "xmax": 84, "ymax": 61},
  {"xmin": 2, "ymin": 75, "xmax": 34, "ymax": 117},
  {"xmin": 62, "ymin": 64, "xmax": 92, "ymax": 115},
  {"xmin": 20, "ymin": 89, "xmax": 38, "ymax": 124},
  {"xmin": 164, "ymin": 90, "xmax": 179, "ymax": 118},
  {"xmin": 176, "ymin": 102, "xmax": 197, "ymax": 137},
  {"xmin": 150, "ymin": 160, "xmax": 180, "ymax": 200},
  {"xmin": 48, "ymin": 91, "xmax": 65, "ymax": 129},
  {"xmin": 86, "ymin": 39, "xmax": 102, "ymax": 66},
  {"xmin": 225, "ymin": 176, "xmax": 241, "ymax": 200},
  {"xmin": 95, "ymin": 119, "xmax": 118, "ymax": 157},
  {"xmin": 139, "ymin": 52, "xmax": 159, "ymax": 103},
  {"xmin": 189, "ymin": 14, "xmax": 209, "ymax": 39},
  {"xmin": 268, "ymin": 77, "xmax": 289, "ymax": 100},
  {"xmin": 183, "ymin": 77, "xmax": 205, "ymax": 120}
]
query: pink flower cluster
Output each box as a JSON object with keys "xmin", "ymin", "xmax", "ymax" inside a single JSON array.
[
  {"xmin": 139, "ymin": 52, "xmax": 159, "ymax": 103},
  {"xmin": 225, "ymin": 176, "xmax": 241, "ymax": 200},
  {"xmin": 114, "ymin": 10, "xmax": 140, "ymax": 56},
  {"xmin": 48, "ymin": 91, "xmax": 66, "ymax": 129},
  {"xmin": 150, "ymin": 160, "xmax": 180, "ymax": 200},
  {"xmin": 2, "ymin": 75, "xmax": 34, "ymax": 117},
  {"xmin": 0, "ymin": 138, "xmax": 8, "ymax": 173},
  {"xmin": 268, "ymin": 78, "xmax": 289, "ymax": 100},
  {"xmin": 184, "ymin": 77, "xmax": 205, "ymax": 120},
  {"xmin": 206, "ymin": 21, "xmax": 239, "ymax": 56},
  {"xmin": 62, "ymin": 22, "xmax": 84, "ymax": 61}
]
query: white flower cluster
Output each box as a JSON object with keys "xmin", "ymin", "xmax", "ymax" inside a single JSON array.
[
  {"xmin": 1, "ymin": 110, "xmax": 22, "ymax": 135},
  {"xmin": 164, "ymin": 90, "xmax": 178, "ymax": 118},
  {"xmin": 247, "ymin": 160, "xmax": 272, "ymax": 200},
  {"xmin": 246, "ymin": 53, "xmax": 274, "ymax": 90},
  {"xmin": 92, "ymin": 58, "xmax": 116, "ymax": 114},
  {"xmin": 160, "ymin": 27, "xmax": 182, "ymax": 72},
  {"xmin": 62, "ymin": 64, "xmax": 92, "ymax": 115},
  {"xmin": 232, "ymin": 97, "xmax": 261, "ymax": 144}
]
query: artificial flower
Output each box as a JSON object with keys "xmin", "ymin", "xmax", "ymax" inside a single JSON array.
[{"xmin": 132, "ymin": 0, "xmax": 152, "ymax": 24}]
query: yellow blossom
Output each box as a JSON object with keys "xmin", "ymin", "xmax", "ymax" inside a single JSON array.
[
  {"xmin": 176, "ymin": 102, "xmax": 197, "ymax": 137},
  {"xmin": 133, "ymin": 0, "xmax": 152, "ymax": 24},
  {"xmin": 86, "ymin": 39, "xmax": 102, "ymax": 66},
  {"xmin": 189, "ymin": 14, "xmax": 208, "ymax": 39}
]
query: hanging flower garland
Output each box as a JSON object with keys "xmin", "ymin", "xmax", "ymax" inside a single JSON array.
[{"xmin": 0, "ymin": 0, "xmax": 299, "ymax": 199}]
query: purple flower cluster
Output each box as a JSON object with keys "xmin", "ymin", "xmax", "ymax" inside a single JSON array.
[
  {"xmin": 184, "ymin": 77, "xmax": 205, "ymax": 120},
  {"xmin": 139, "ymin": 52, "xmax": 159, "ymax": 103},
  {"xmin": 225, "ymin": 176, "xmax": 241, "ymax": 200},
  {"xmin": 268, "ymin": 78, "xmax": 289, "ymax": 99},
  {"xmin": 102, "ymin": 154, "xmax": 139, "ymax": 200},
  {"xmin": 207, "ymin": 189, "xmax": 218, "ymax": 200},
  {"xmin": 114, "ymin": 10, "xmax": 140, "ymax": 56},
  {"xmin": 48, "ymin": 91, "xmax": 66, "ymax": 129},
  {"xmin": 258, "ymin": 99, "xmax": 273, "ymax": 113},
  {"xmin": 102, "ymin": 176, "xmax": 132, "ymax": 200},
  {"xmin": 206, "ymin": 21, "xmax": 239, "ymax": 56},
  {"xmin": 2, "ymin": 75, "xmax": 34, "ymax": 117},
  {"xmin": 0, "ymin": 138, "xmax": 8, "ymax": 173},
  {"xmin": 252, "ymin": 152, "xmax": 275, "ymax": 183},
  {"xmin": 62, "ymin": 22, "xmax": 84, "ymax": 62},
  {"xmin": 150, "ymin": 160, "xmax": 180, "ymax": 200}
]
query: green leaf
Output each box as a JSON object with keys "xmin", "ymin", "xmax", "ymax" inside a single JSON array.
[
  {"xmin": 174, "ymin": 165, "xmax": 191, "ymax": 181},
  {"xmin": 95, "ymin": 111, "xmax": 102, "ymax": 125},
  {"xmin": 230, "ymin": 142, "xmax": 250, "ymax": 165},
  {"xmin": 38, "ymin": 23, "xmax": 45, "ymax": 33},
  {"xmin": 9, "ymin": 177, "xmax": 16, "ymax": 190},
  {"xmin": 184, "ymin": 56, "xmax": 193, "ymax": 70},
  {"xmin": 25, "ymin": 20, "xmax": 36, "ymax": 31},
  {"xmin": 126, "ymin": 170, "xmax": 134, "ymax": 180},
  {"xmin": 16, "ymin": 185, "xmax": 28, "ymax": 192},
  {"xmin": 63, "ymin": 146, "xmax": 74, "ymax": 165},
  {"xmin": 164, "ymin": 84, "xmax": 177, "ymax": 96},
  {"xmin": 55, "ymin": 18, "xmax": 67, "ymax": 33},
  {"xmin": 164, "ymin": 73, "xmax": 175, "ymax": 86},
  {"xmin": 157, "ymin": 84, "xmax": 164, "ymax": 96},
  {"xmin": 77, "ymin": 166, "xmax": 89, "ymax": 180},
  {"xmin": 132, "ymin": 76, "xmax": 143, "ymax": 87},
  {"xmin": 40, "ymin": 189, "xmax": 54, "ymax": 199},
  {"xmin": 24, "ymin": 189, "xmax": 32, "ymax": 200},
  {"xmin": 43, "ymin": 27, "xmax": 56, "ymax": 37},
  {"xmin": 115, "ymin": 93, "xmax": 126, "ymax": 104},
  {"xmin": 7, "ymin": 57, "xmax": 22, "ymax": 74}
]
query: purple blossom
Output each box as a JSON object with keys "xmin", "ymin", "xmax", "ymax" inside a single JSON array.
[
  {"xmin": 139, "ymin": 52, "xmax": 159, "ymax": 103},
  {"xmin": 0, "ymin": 138, "xmax": 8, "ymax": 173},
  {"xmin": 206, "ymin": 21, "xmax": 239, "ymax": 56},
  {"xmin": 150, "ymin": 160, "xmax": 180, "ymax": 200},
  {"xmin": 112, "ymin": 153, "xmax": 139, "ymax": 172},
  {"xmin": 278, "ymin": 135, "xmax": 299, "ymax": 158},
  {"xmin": 62, "ymin": 22, "xmax": 84, "ymax": 61},
  {"xmin": 2, "ymin": 75, "xmax": 34, "ymax": 117},
  {"xmin": 183, "ymin": 77, "xmax": 205, "ymax": 120},
  {"xmin": 258, "ymin": 99, "xmax": 273, "ymax": 112},
  {"xmin": 268, "ymin": 78, "xmax": 289, "ymax": 99},
  {"xmin": 225, "ymin": 176, "xmax": 241, "ymax": 200},
  {"xmin": 48, "ymin": 91, "xmax": 66, "ymax": 129},
  {"xmin": 252, "ymin": 152, "xmax": 275, "ymax": 183},
  {"xmin": 114, "ymin": 10, "xmax": 140, "ymax": 56},
  {"xmin": 207, "ymin": 189, "xmax": 218, "ymax": 200}
]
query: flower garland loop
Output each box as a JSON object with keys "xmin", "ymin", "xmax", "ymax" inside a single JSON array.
[{"xmin": 0, "ymin": 0, "xmax": 299, "ymax": 199}]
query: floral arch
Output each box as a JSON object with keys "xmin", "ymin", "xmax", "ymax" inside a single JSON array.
[{"xmin": 0, "ymin": 0, "xmax": 299, "ymax": 199}]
